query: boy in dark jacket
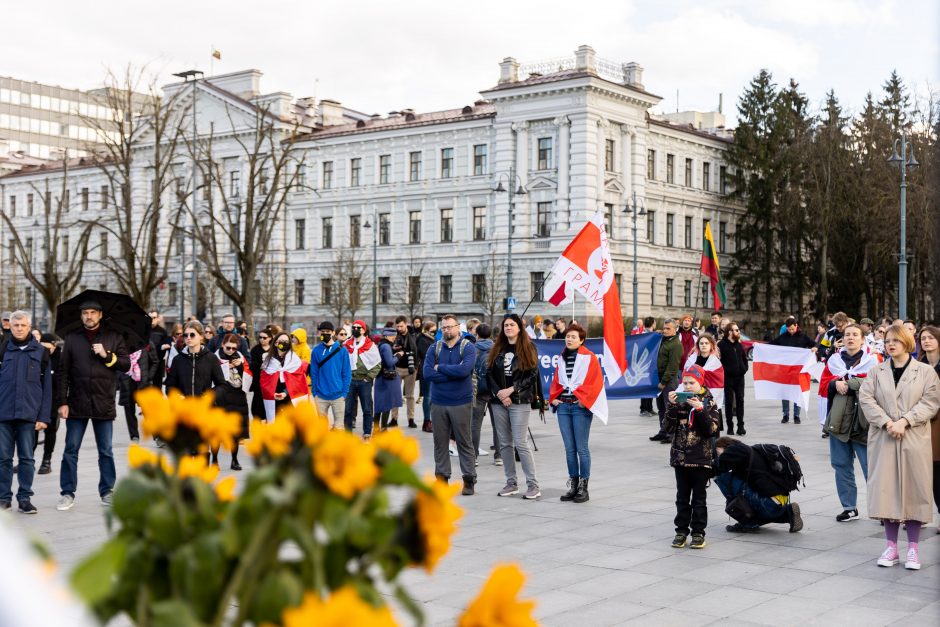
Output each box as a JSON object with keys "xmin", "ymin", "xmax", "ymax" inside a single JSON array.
[{"xmin": 665, "ymin": 365, "xmax": 720, "ymax": 549}]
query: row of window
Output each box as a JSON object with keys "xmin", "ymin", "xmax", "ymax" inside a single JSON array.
[
  {"xmin": 651, "ymin": 277, "xmax": 713, "ymax": 308},
  {"xmin": 646, "ymin": 212, "xmax": 730, "ymax": 253},
  {"xmin": 0, "ymin": 113, "xmax": 115, "ymax": 142},
  {"xmin": 0, "ymin": 88, "xmax": 117, "ymax": 120},
  {"xmin": 6, "ymin": 186, "xmax": 110, "ymax": 216},
  {"xmin": 7, "ymin": 230, "xmax": 110, "ymax": 263},
  {"xmin": 646, "ymin": 149, "xmax": 731, "ymax": 194},
  {"xmin": 319, "ymin": 145, "xmax": 490, "ymax": 189},
  {"xmin": 1, "ymin": 140, "xmax": 90, "ymax": 159}
]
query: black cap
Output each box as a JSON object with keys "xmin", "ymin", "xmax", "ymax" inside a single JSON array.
[
  {"xmin": 40, "ymin": 332, "xmax": 59, "ymax": 344},
  {"xmin": 317, "ymin": 321, "xmax": 335, "ymax": 331},
  {"xmin": 79, "ymin": 300, "xmax": 103, "ymax": 312}
]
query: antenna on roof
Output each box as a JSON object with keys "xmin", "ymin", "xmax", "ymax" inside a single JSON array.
[
  {"xmin": 676, "ymin": 89, "xmax": 679, "ymax": 113},
  {"xmin": 313, "ymin": 78, "xmax": 319, "ymax": 108}
]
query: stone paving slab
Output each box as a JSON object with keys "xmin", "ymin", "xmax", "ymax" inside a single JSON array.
[{"xmin": 3, "ymin": 379, "xmax": 938, "ymax": 625}]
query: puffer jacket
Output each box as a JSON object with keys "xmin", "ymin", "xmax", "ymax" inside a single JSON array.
[
  {"xmin": 164, "ymin": 346, "xmax": 226, "ymax": 397},
  {"xmin": 664, "ymin": 388, "xmax": 720, "ymax": 469},
  {"xmin": 486, "ymin": 348, "xmax": 541, "ymax": 405},
  {"xmin": 55, "ymin": 325, "xmax": 130, "ymax": 420}
]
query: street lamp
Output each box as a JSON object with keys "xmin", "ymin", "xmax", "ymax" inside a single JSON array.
[
  {"xmin": 363, "ymin": 213, "xmax": 377, "ymax": 330},
  {"xmin": 493, "ymin": 166, "xmax": 527, "ymax": 312},
  {"xmin": 623, "ymin": 190, "xmax": 647, "ymax": 326},
  {"xmin": 173, "ymin": 69, "xmax": 204, "ymax": 320},
  {"xmin": 887, "ymin": 132, "xmax": 919, "ymax": 320}
]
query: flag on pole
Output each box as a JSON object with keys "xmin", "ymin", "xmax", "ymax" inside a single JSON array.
[
  {"xmin": 542, "ymin": 210, "xmax": 627, "ymax": 383},
  {"xmin": 211, "ymin": 48, "xmax": 222, "ymax": 60},
  {"xmin": 752, "ymin": 344, "xmax": 816, "ymax": 409},
  {"xmin": 700, "ymin": 222, "xmax": 726, "ymax": 309}
]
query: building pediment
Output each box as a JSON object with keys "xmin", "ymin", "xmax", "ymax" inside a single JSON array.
[
  {"xmin": 604, "ymin": 176, "xmax": 625, "ymax": 194},
  {"xmin": 527, "ymin": 174, "xmax": 557, "ymax": 190}
]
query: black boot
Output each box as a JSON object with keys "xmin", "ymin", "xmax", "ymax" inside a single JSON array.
[
  {"xmin": 736, "ymin": 422, "xmax": 746, "ymax": 436},
  {"xmin": 560, "ymin": 477, "xmax": 579, "ymax": 502},
  {"xmin": 573, "ymin": 478, "xmax": 590, "ymax": 503},
  {"xmin": 726, "ymin": 418, "xmax": 735, "ymax": 434}
]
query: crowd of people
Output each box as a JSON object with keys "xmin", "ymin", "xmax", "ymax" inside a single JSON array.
[{"xmin": 0, "ymin": 303, "xmax": 937, "ymax": 572}]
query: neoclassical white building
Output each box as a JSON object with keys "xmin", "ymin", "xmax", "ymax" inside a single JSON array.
[{"xmin": 0, "ymin": 45, "xmax": 741, "ymax": 329}]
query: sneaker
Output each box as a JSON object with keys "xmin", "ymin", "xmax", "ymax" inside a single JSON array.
[
  {"xmin": 836, "ymin": 508, "xmax": 859, "ymax": 522},
  {"xmin": 461, "ymin": 479, "xmax": 475, "ymax": 496},
  {"xmin": 689, "ymin": 534, "xmax": 707, "ymax": 549},
  {"xmin": 477, "ymin": 448, "xmax": 489, "ymax": 456},
  {"xmin": 788, "ymin": 502, "xmax": 803, "ymax": 533},
  {"xmin": 821, "ymin": 431, "xmax": 829, "ymax": 439},
  {"xmin": 0, "ymin": 501, "xmax": 10, "ymax": 511},
  {"xmin": 130, "ymin": 436, "xmax": 140, "ymax": 442},
  {"xmin": 408, "ymin": 420, "xmax": 417, "ymax": 429},
  {"xmin": 37, "ymin": 460, "xmax": 52, "ymax": 475},
  {"xmin": 18, "ymin": 499, "xmax": 37, "ymax": 515},
  {"xmin": 781, "ymin": 416, "xmax": 789, "ymax": 423},
  {"xmin": 56, "ymin": 495, "xmax": 75, "ymax": 511},
  {"xmin": 362, "ymin": 434, "xmax": 371, "ymax": 442},
  {"xmin": 101, "ymin": 492, "xmax": 113, "ymax": 507},
  {"xmin": 448, "ymin": 445, "xmax": 458, "ymax": 457},
  {"xmin": 726, "ymin": 523, "xmax": 759, "ymax": 534},
  {"xmin": 522, "ymin": 486, "xmax": 541, "ymax": 500},
  {"xmin": 877, "ymin": 545, "xmax": 899, "ymax": 567},
  {"xmin": 155, "ymin": 437, "xmax": 166, "ymax": 448},
  {"xmin": 494, "ymin": 457, "xmax": 503, "ymax": 466},
  {"xmin": 904, "ymin": 547, "xmax": 921, "ymax": 570},
  {"xmin": 793, "ymin": 417, "xmax": 801, "ymax": 424},
  {"xmin": 649, "ymin": 432, "xmax": 667, "ymax": 441},
  {"xmin": 671, "ymin": 533, "xmax": 688, "ymax": 548},
  {"xmin": 497, "ymin": 483, "xmax": 519, "ymax": 497}
]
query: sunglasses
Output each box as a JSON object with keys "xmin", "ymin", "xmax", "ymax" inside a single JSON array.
[
  {"xmin": 183, "ymin": 332, "xmax": 199, "ymax": 339},
  {"xmin": 351, "ymin": 326, "xmax": 363, "ymax": 330},
  {"xmin": 223, "ymin": 345, "xmax": 238, "ymax": 351},
  {"xmin": 259, "ymin": 335, "xmax": 270, "ymax": 340}
]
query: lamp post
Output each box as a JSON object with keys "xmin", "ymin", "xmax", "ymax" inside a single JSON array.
[
  {"xmin": 887, "ymin": 132, "xmax": 919, "ymax": 320},
  {"xmin": 623, "ymin": 190, "xmax": 647, "ymax": 326},
  {"xmin": 173, "ymin": 69, "xmax": 204, "ymax": 320},
  {"xmin": 493, "ymin": 166, "xmax": 527, "ymax": 312},
  {"xmin": 364, "ymin": 212, "xmax": 378, "ymax": 330}
]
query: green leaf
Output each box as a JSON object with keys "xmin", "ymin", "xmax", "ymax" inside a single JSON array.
[
  {"xmin": 112, "ymin": 474, "xmax": 164, "ymax": 531},
  {"xmin": 70, "ymin": 536, "xmax": 128, "ymax": 605},
  {"xmin": 379, "ymin": 457, "xmax": 425, "ymax": 489},
  {"xmin": 321, "ymin": 496, "xmax": 350, "ymax": 537},
  {"xmin": 146, "ymin": 500, "xmax": 183, "ymax": 549},
  {"xmin": 150, "ymin": 599, "xmax": 206, "ymax": 627},
  {"xmin": 394, "ymin": 583, "xmax": 426, "ymax": 627},
  {"xmin": 248, "ymin": 568, "xmax": 304, "ymax": 625}
]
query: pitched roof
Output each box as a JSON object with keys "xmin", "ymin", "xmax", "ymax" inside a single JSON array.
[
  {"xmin": 0, "ymin": 156, "xmax": 108, "ymax": 179},
  {"xmin": 648, "ymin": 118, "xmax": 734, "ymax": 144}
]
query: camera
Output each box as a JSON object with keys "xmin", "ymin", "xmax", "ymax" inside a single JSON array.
[{"xmin": 407, "ymin": 351, "xmax": 415, "ymax": 375}]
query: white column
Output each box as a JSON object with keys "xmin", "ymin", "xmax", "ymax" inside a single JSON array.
[
  {"xmin": 595, "ymin": 118, "xmax": 608, "ymax": 211},
  {"xmin": 555, "ymin": 115, "xmax": 570, "ymax": 225},
  {"xmin": 512, "ymin": 121, "xmax": 529, "ymax": 186},
  {"xmin": 621, "ymin": 124, "xmax": 634, "ymax": 201}
]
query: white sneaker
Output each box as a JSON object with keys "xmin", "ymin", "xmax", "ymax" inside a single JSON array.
[
  {"xmin": 100, "ymin": 492, "xmax": 113, "ymax": 507},
  {"xmin": 56, "ymin": 495, "xmax": 75, "ymax": 511},
  {"xmin": 477, "ymin": 448, "xmax": 489, "ymax": 456},
  {"xmin": 448, "ymin": 445, "xmax": 457, "ymax": 457}
]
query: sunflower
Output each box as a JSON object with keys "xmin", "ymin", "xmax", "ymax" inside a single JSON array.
[
  {"xmin": 127, "ymin": 443, "xmax": 161, "ymax": 469},
  {"xmin": 278, "ymin": 401, "xmax": 328, "ymax": 446},
  {"xmin": 246, "ymin": 418, "xmax": 297, "ymax": 459},
  {"xmin": 371, "ymin": 429, "xmax": 420, "ymax": 465},
  {"xmin": 414, "ymin": 476, "xmax": 463, "ymax": 572},
  {"xmin": 458, "ymin": 564, "xmax": 537, "ymax": 627},
  {"xmin": 176, "ymin": 455, "xmax": 220, "ymax": 484},
  {"xmin": 312, "ymin": 430, "xmax": 380, "ymax": 499},
  {"xmin": 281, "ymin": 587, "xmax": 396, "ymax": 627},
  {"xmin": 214, "ymin": 476, "xmax": 237, "ymax": 502}
]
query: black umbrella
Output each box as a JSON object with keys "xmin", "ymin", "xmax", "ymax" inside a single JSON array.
[{"xmin": 55, "ymin": 290, "xmax": 152, "ymax": 353}]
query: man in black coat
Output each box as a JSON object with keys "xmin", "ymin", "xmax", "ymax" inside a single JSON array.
[
  {"xmin": 55, "ymin": 300, "xmax": 130, "ymax": 511},
  {"xmin": 718, "ymin": 322, "xmax": 749, "ymax": 436},
  {"xmin": 770, "ymin": 318, "xmax": 818, "ymax": 424}
]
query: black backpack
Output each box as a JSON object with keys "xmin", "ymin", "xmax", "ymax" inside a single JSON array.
[{"xmin": 753, "ymin": 444, "xmax": 805, "ymax": 493}]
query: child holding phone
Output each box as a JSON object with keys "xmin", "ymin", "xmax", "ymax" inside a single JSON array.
[{"xmin": 665, "ymin": 365, "xmax": 721, "ymax": 549}]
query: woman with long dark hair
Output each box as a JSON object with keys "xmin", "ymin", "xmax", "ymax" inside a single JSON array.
[
  {"xmin": 214, "ymin": 333, "xmax": 252, "ymax": 470},
  {"xmin": 486, "ymin": 314, "xmax": 542, "ymax": 500},
  {"xmin": 259, "ymin": 330, "xmax": 309, "ymax": 422},
  {"xmin": 249, "ymin": 325, "xmax": 279, "ymax": 420}
]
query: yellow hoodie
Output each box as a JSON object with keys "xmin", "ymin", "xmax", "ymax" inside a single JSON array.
[{"xmin": 291, "ymin": 328, "xmax": 312, "ymax": 364}]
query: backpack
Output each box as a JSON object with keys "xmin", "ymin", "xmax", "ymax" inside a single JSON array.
[
  {"xmin": 473, "ymin": 346, "xmax": 492, "ymax": 398},
  {"xmin": 752, "ymin": 443, "xmax": 805, "ymax": 493},
  {"xmin": 434, "ymin": 338, "xmax": 470, "ymax": 363},
  {"xmin": 0, "ymin": 337, "xmax": 51, "ymax": 385}
]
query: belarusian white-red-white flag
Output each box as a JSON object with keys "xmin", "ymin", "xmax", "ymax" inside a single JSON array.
[
  {"xmin": 543, "ymin": 210, "xmax": 627, "ymax": 384},
  {"xmin": 549, "ymin": 345, "xmax": 609, "ymax": 423},
  {"xmin": 683, "ymin": 352, "xmax": 724, "ymax": 407},
  {"xmin": 752, "ymin": 344, "xmax": 817, "ymax": 409}
]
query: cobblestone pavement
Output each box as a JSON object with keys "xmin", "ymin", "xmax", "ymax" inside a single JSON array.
[{"xmin": 6, "ymin": 380, "xmax": 939, "ymax": 626}]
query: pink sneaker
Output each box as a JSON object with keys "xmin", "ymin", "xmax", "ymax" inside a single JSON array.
[
  {"xmin": 877, "ymin": 545, "xmax": 899, "ymax": 567},
  {"xmin": 904, "ymin": 547, "xmax": 921, "ymax": 570}
]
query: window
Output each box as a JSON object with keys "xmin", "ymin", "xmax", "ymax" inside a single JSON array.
[
  {"xmin": 99, "ymin": 232, "xmax": 108, "ymax": 260},
  {"xmin": 472, "ymin": 206, "xmax": 486, "ymax": 241},
  {"xmin": 537, "ymin": 137, "xmax": 553, "ymax": 170},
  {"xmin": 719, "ymin": 165, "xmax": 728, "ymax": 194},
  {"xmin": 295, "ymin": 164, "xmax": 306, "ymax": 189},
  {"xmin": 605, "ymin": 139, "xmax": 615, "ymax": 171},
  {"xmin": 322, "ymin": 161, "xmax": 333, "ymax": 189},
  {"xmin": 350, "ymin": 215, "xmax": 361, "ymax": 248},
  {"xmin": 409, "ymin": 211, "xmax": 421, "ymax": 244},
  {"xmin": 473, "ymin": 144, "xmax": 487, "ymax": 175},
  {"xmin": 321, "ymin": 278, "xmax": 333, "ymax": 304},
  {"xmin": 378, "ymin": 213, "xmax": 390, "ymax": 246},
  {"xmin": 685, "ymin": 158, "xmax": 693, "ymax": 187},
  {"xmin": 25, "ymin": 238, "xmax": 32, "ymax": 262},
  {"xmin": 718, "ymin": 221, "xmax": 727, "ymax": 254},
  {"xmin": 168, "ymin": 282, "xmax": 178, "ymax": 306},
  {"xmin": 379, "ymin": 154, "xmax": 391, "ymax": 184},
  {"xmin": 650, "ymin": 277, "xmax": 656, "ymax": 306},
  {"xmin": 604, "ymin": 203, "xmax": 614, "ymax": 238},
  {"xmin": 63, "ymin": 189, "xmax": 70, "ymax": 211},
  {"xmin": 378, "ymin": 277, "xmax": 390, "ymax": 304},
  {"xmin": 440, "ymin": 148, "xmax": 453, "ymax": 178},
  {"xmin": 322, "ymin": 217, "xmax": 333, "ymax": 248},
  {"xmin": 684, "ymin": 216, "xmax": 693, "ymax": 249},
  {"xmin": 702, "ymin": 162, "xmax": 711, "ymax": 191},
  {"xmin": 229, "ymin": 171, "xmax": 240, "ymax": 197},
  {"xmin": 702, "ymin": 281, "xmax": 711, "ymax": 308},
  {"xmin": 440, "ymin": 208, "xmax": 453, "ymax": 242},
  {"xmin": 81, "ymin": 188, "xmax": 89, "ymax": 211},
  {"xmin": 408, "ymin": 276, "xmax": 421, "ymax": 303},
  {"xmin": 350, "ymin": 158, "xmax": 361, "ymax": 187},
  {"xmin": 614, "ymin": 273, "xmax": 623, "ymax": 298},
  {"xmin": 666, "ymin": 213, "xmax": 674, "ymax": 247},
  {"xmin": 26, "ymin": 193, "xmax": 34, "ymax": 216},
  {"xmin": 647, "ymin": 149, "xmax": 656, "ymax": 180},
  {"xmin": 258, "ymin": 168, "xmax": 269, "ymax": 195},
  {"xmin": 61, "ymin": 235, "xmax": 69, "ymax": 262},
  {"xmin": 294, "ymin": 279, "xmax": 305, "ymax": 305},
  {"xmin": 45, "ymin": 191, "xmax": 51, "ymax": 211},
  {"xmin": 646, "ymin": 210, "xmax": 656, "ymax": 243},
  {"xmin": 536, "ymin": 202, "xmax": 551, "ymax": 237},
  {"xmin": 100, "ymin": 185, "xmax": 108, "ymax": 209},
  {"xmin": 440, "ymin": 275, "xmax": 452, "ymax": 303},
  {"xmin": 666, "ymin": 278, "xmax": 674, "ymax": 306},
  {"xmin": 666, "ymin": 154, "xmax": 675, "ymax": 184},
  {"xmin": 409, "ymin": 151, "xmax": 421, "ymax": 181},
  {"xmin": 684, "ymin": 280, "xmax": 692, "ymax": 307},
  {"xmin": 472, "ymin": 274, "xmax": 486, "ymax": 303},
  {"xmin": 295, "ymin": 219, "xmax": 306, "ymax": 249},
  {"xmin": 530, "ymin": 272, "xmax": 545, "ymax": 301}
]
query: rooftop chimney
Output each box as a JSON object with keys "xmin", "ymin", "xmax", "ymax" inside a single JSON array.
[
  {"xmin": 574, "ymin": 45, "xmax": 596, "ymax": 73},
  {"xmin": 623, "ymin": 62, "xmax": 644, "ymax": 89},
  {"xmin": 319, "ymin": 99, "xmax": 345, "ymax": 127},
  {"xmin": 498, "ymin": 57, "xmax": 520, "ymax": 84}
]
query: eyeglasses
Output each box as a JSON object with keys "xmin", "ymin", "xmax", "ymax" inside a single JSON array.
[
  {"xmin": 183, "ymin": 332, "xmax": 199, "ymax": 339},
  {"xmin": 440, "ymin": 324, "xmax": 457, "ymax": 330}
]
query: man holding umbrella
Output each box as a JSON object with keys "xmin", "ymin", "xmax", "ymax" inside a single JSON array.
[{"xmin": 55, "ymin": 296, "xmax": 131, "ymax": 511}]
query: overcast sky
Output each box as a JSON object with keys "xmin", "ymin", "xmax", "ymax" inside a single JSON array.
[{"xmin": 3, "ymin": 0, "xmax": 937, "ymax": 125}]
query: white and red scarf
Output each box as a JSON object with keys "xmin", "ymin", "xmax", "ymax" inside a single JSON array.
[
  {"xmin": 816, "ymin": 349, "xmax": 879, "ymax": 424},
  {"xmin": 549, "ymin": 345, "xmax": 608, "ymax": 424},
  {"xmin": 683, "ymin": 352, "xmax": 725, "ymax": 408},
  {"xmin": 215, "ymin": 349, "xmax": 254, "ymax": 393},
  {"xmin": 344, "ymin": 336, "xmax": 381, "ymax": 371},
  {"xmin": 259, "ymin": 351, "xmax": 309, "ymax": 421}
]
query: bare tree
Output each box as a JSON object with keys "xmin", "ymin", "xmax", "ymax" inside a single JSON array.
[
  {"xmin": 0, "ymin": 158, "xmax": 96, "ymax": 327},
  {"xmin": 324, "ymin": 248, "xmax": 368, "ymax": 324},
  {"xmin": 477, "ymin": 249, "xmax": 506, "ymax": 326},
  {"xmin": 82, "ymin": 65, "xmax": 188, "ymax": 307},
  {"xmin": 394, "ymin": 252, "xmax": 432, "ymax": 321},
  {"xmin": 256, "ymin": 263, "xmax": 289, "ymax": 327}
]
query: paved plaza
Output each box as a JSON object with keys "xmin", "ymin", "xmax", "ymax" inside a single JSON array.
[{"xmin": 5, "ymin": 379, "xmax": 939, "ymax": 626}]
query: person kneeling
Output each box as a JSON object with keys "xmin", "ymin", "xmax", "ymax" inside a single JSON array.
[
  {"xmin": 665, "ymin": 365, "xmax": 720, "ymax": 550},
  {"xmin": 714, "ymin": 436, "xmax": 804, "ymax": 534}
]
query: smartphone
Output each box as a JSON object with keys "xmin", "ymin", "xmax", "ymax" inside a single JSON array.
[{"xmin": 674, "ymin": 391, "xmax": 695, "ymax": 404}]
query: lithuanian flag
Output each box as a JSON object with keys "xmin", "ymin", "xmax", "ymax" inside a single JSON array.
[{"xmin": 700, "ymin": 222, "xmax": 727, "ymax": 309}]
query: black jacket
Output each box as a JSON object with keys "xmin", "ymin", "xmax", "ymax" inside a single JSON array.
[
  {"xmin": 771, "ymin": 331, "xmax": 816, "ymax": 349},
  {"xmin": 716, "ymin": 441, "xmax": 789, "ymax": 497},
  {"xmin": 664, "ymin": 389, "xmax": 720, "ymax": 469},
  {"xmin": 718, "ymin": 338, "xmax": 749, "ymax": 378},
  {"xmin": 393, "ymin": 330, "xmax": 418, "ymax": 369},
  {"xmin": 415, "ymin": 333, "xmax": 435, "ymax": 381},
  {"xmin": 55, "ymin": 325, "xmax": 131, "ymax": 420},
  {"xmin": 164, "ymin": 346, "xmax": 226, "ymax": 397},
  {"xmin": 208, "ymin": 330, "xmax": 250, "ymax": 359},
  {"xmin": 119, "ymin": 342, "xmax": 159, "ymax": 406},
  {"xmin": 486, "ymin": 349, "xmax": 541, "ymax": 405}
]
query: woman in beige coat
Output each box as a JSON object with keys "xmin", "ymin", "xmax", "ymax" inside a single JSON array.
[{"xmin": 859, "ymin": 324, "xmax": 940, "ymax": 571}]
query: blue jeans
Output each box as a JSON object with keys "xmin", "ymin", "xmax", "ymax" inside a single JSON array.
[
  {"xmin": 420, "ymin": 379, "xmax": 431, "ymax": 423},
  {"xmin": 714, "ymin": 473, "xmax": 788, "ymax": 528},
  {"xmin": 0, "ymin": 420, "xmax": 37, "ymax": 502},
  {"xmin": 344, "ymin": 379, "xmax": 373, "ymax": 436},
  {"xmin": 556, "ymin": 402, "xmax": 593, "ymax": 479},
  {"xmin": 60, "ymin": 418, "xmax": 116, "ymax": 498},
  {"xmin": 829, "ymin": 436, "xmax": 868, "ymax": 510},
  {"xmin": 781, "ymin": 400, "xmax": 801, "ymax": 419}
]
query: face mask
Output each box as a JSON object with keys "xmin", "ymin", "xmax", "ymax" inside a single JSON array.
[
  {"xmin": 351, "ymin": 328, "xmax": 362, "ymax": 338},
  {"xmin": 320, "ymin": 333, "xmax": 332, "ymax": 343},
  {"xmin": 276, "ymin": 342, "xmax": 289, "ymax": 352}
]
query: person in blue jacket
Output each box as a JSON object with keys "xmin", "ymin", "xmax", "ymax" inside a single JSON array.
[
  {"xmin": 309, "ymin": 321, "xmax": 352, "ymax": 430},
  {"xmin": 0, "ymin": 311, "xmax": 52, "ymax": 514},
  {"xmin": 374, "ymin": 327, "xmax": 403, "ymax": 431}
]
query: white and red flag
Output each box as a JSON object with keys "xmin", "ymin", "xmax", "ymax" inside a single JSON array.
[
  {"xmin": 543, "ymin": 210, "xmax": 627, "ymax": 383},
  {"xmin": 752, "ymin": 344, "xmax": 817, "ymax": 410},
  {"xmin": 815, "ymin": 350, "xmax": 880, "ymax": 424},
  {"xmin": 683, "ymin": 352, "xmax": 725, "ymax": 407},
  {"xmin": 549, "ymin": 345, "xmax": 609, "ymax": 423}
]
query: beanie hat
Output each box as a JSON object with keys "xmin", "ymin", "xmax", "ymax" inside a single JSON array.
[
  {"xmin": 352, "ymin": 319, "xmax": 369, "ymax": 332},
  {"xmin": 682, "ymin": 365, "xmax": 705, "ymax": 386},
  {"xmin": 317, "ymin": 321, "xmax": 335, "ymax": 331}
]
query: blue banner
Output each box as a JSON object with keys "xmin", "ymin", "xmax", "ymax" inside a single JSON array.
[{"xmin": 535, "ymin": 333, "xmax": 662, "ymax": 400}]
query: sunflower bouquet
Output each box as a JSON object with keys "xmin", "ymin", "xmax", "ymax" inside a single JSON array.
[{"xmin": 69, "ymin": 391, "xmax": 536, "ymax": 626}]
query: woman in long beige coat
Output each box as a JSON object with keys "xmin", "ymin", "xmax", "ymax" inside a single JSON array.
[{"xmin": 858, "ymin": 324, "xmax": 940, "ymax": 571}]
